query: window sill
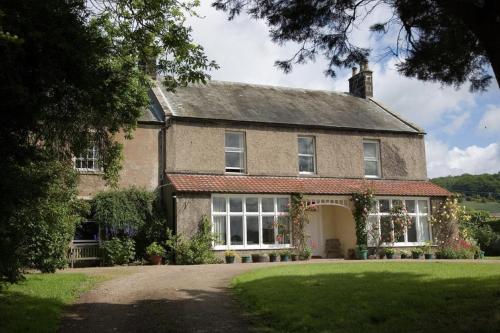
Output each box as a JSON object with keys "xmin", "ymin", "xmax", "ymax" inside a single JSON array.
[
  {"xmin": 364, "ymin": 175, "xmax": 380, "ymax": 179},
  {"xmin": 298, "ymin": 172, "xmax": 318, "ymax": 177},
  {"xmin": 214, "ymin": 244, "xmax": 292, "ymax": 250},
  {"xmin": 77, "ymin": 170, "xmax": 104, "ymax": 175},
  {"xmin": 375, "ymin": 242, "xmax": 433, "ymax": 247},
  {"xmin": 224, "ymin": 172, "xmax": 247, "ymax": 176}
]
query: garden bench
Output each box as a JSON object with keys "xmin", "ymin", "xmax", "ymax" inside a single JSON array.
[{"xmin": 69, "ymin": 242, "xmax": 102, "ymax": 268}]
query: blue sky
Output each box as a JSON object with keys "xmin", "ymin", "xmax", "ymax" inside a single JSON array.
[{"xmin": 187, "ymin": 2, "xmax": 500, "ymax": 178}]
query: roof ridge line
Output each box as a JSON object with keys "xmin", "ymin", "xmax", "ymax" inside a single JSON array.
[{"xmin": 369, "ymin": 98, "xmax": 425, "ymax": 134}]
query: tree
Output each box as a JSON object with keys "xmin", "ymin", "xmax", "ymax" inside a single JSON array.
[
  {"xmin": 0, "ymin": 0, "xmax": 216, "ymax": 282},
  {"xmin": 213, "ymin": 0, "xmax": 499, "ymax": 91}
]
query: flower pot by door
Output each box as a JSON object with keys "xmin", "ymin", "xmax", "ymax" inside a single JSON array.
[
  {"xmin": 241, "ymin": 256, "xmax": 251, "ymax": 263},
  {"xmin": 357, "ymin": 250, "xmax": 368, "ymax": 260},
  {"xmin": 424, "ymin": 253, "xmax": 433, "ymax": 260},
  {"xmin": 479, "ymin": 251, "xmax": 485, "ymax": 259},
  {"xmin": 280, "ymin": 255, "xmax": 290, "ymax": 262},
  {"xmin": 269, "ymin": 255, "xmax": 277, "ymax": 262},
  {"xmin": 149, "ymin": 255, "xmax": 162, "ymax": 265},
  {"xmin": 225, "ymin": 256, "xmax": 235, "ymax": 264}
]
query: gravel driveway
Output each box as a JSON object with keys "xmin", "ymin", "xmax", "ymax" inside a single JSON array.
[{"xmin": 59, "ymin": 262, "xmax": 288, "ymax": 333}]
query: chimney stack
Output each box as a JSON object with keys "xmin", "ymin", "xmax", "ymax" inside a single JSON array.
[{"xmin": 348, "ymin": 61, "xmax": 373, "ymax": 98}]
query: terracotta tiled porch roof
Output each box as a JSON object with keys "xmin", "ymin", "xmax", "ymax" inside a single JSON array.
[{"xmin": 166, "ymin": 174, "xmax": 450, "ymax": 197}]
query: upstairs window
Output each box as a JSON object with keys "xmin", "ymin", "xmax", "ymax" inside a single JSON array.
[
  {"xmin": 298, "ymin": 136, "xmax": 316, "ymax": 174},
  {"xmin": 225, "ymin": 132, "xmax": 245, "ymax": 173},
  {"xmin": 363, "ymin": 140, "xmax": 380, "ymax": 178},
  {"xmin": 75, "ymin": 146, "xmax": 100, "ymax": 172}
]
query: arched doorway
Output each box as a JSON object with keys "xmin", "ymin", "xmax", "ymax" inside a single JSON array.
[{"xmin": 304, "ymin": 197, "xmax": 356, "ymax": 258}]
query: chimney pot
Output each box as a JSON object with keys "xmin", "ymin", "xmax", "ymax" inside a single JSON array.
[{"xmin": 348, "ymin": 61, "xmax": 373, "ymax": 99}]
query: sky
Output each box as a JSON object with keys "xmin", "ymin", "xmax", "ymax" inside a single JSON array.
[{"xmin": 186, "ymin": 1, "xmax": 500, "ymax": 178}]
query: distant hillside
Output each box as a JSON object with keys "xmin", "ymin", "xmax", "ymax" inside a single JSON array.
[{"xmin": 431, "ymin": 173, "xmax": 500, "ymax": 201}]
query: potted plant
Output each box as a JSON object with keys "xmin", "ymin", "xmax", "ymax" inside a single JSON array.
[
  {"xmin": 384, "ymin": 248, "xmax": 395, "ymax": 259},
  {"xmin": 399, "ymin": 250, "xmax": 410, "ymax": 259},
  {"xmin": 291, "ymin": 252, "xmax": 299, "ymax": 261},
  {"xmin": 280, "ymin": 249, "xmax": 292, "ymax": 262},
  {"xmin": 241, "ymin": 255, "xmax": 251, "ymax": 263},
  {"xmin": 146, "ymin": 242, "xmax": 165, "ymax": 265},
  {"xmin": 422, "ymin": 242, "xmax": 433, "ymax": 259},
  {"xmin": 269, "ymin": 251, "xmax": 278, "ymax": 262},
  {"xmin": 225, "ymin": 250, "xmax": 237, "ymax": 264},
  {"xmin": 411, "ymin": 248, "xmax": 423, "ymax": 259},
  {"xmin": 299, "ymin": 247, "xmax": 312, "ymax": 260},
  {"xmin": 356, "ymin": 245, "xmax": 368, "ymax": 260}
]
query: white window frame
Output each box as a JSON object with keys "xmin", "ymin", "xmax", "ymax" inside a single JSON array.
[
  {"xmin": 74, "ymin": 145, "xmax": 101, "ymax": 172},
  {"xmin": 211, "ymin": 194, "xmax": 291, "ymax": 250},
  {"xmin": 363, "ymin": 139, "xmax": 381, "ymax": 178},
  {"xmin": 298, "ymin": 136, "xmax": 316, "ymax": 174},
  {"xmin": 368, "ymin": 197, "xmax": 432, "ymax": 247},
  {"xmin": 224, "ymin": 131, "xmax": 246, "ymax": 174}
]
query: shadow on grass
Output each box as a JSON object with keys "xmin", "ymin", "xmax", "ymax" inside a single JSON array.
[
  {"xmin": 60, "ymin": 287, "xmax": 254, "ymax": 333},
  {"xmin": 0, "ymin": 291, "xmax": 66, "ymax": 333},
  {"xmin": 233, "ymin": 270, "xmax": 500, "ymax": 333}
]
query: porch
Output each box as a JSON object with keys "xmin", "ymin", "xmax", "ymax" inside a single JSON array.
[{"xmin": 304, "ymin": 196, "xmax": 356, "ymax": 258}]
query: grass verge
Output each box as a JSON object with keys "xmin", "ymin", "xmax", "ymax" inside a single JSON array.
[
  {"xmin": 0, "ymin": 273, "xmax": 101, "ymax": 333},
  {"xmin": 232, "ymin": 262, "xmax": 500, "ymax": 333}
]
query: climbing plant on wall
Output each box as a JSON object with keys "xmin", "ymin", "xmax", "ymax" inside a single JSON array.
[
  {"xmin": 289, "ymin": 193, "xmax": 313, "ymax": 254},
  {"xmin": 351, "ymin": 189, "xmax": 375, "ymax": 246}
]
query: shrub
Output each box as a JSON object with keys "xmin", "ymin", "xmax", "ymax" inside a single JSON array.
[
  {"xmin": 436, "ymin": 239, "xmax": 476, "ymax": 259},
  {"xmin": 299, "ymin": 247, "xmax": 313, "ymax": 260},
  {"xmin": 411, "ymin": 248, "xmax": 423, "ymax": 256},
  {"xmin": 145, "ymin": 242, "xmax": 165, "ymax": 257},
  {"xmin": 2, "ymin": 161, "xmax": 85, "ymax": 278},
  {"xmin": 384, "ymin": 248, "xmax": 395, "ymax": 255},
  {"xmin": 165, "ymin": 216, "xmax": 222, "ymax": 264},
  {"xmin": 399, "ymin": 250, "xmax": 410, "ymax": 258},
  {"xmin": 224, "ymin": 250, "xmax": 237, "ymax": 258},
  {"xmin": 91, "ymin": 187, "xmax": 167, "ymax": 258},
  {"xmin": 102, "ymin": 238, "xmax": 135, "ymax": 265}
]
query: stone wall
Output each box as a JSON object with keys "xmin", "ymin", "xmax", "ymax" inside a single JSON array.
[{"xmin": 166, "ymin": 120, "xmax": 427, "ymax": 180}]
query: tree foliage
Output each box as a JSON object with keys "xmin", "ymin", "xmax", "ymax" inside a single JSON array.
[
  {"xmin": 0, "ymin": 161, "xmax": 87, "ymax": 282},
  {"xmin": 91, "ymin": 187, "xmax": 167, "ymax": 257},
  {"xmin": 432, "ymin": 173, "xmax": 500, "ymax": 201},
  {"xmin": 213, "ymin": 0, "xmax": 499, "ymax": 91},
  {"xmin": 0, "ymin": 0, "xmax": 214, "ymax": 281}
]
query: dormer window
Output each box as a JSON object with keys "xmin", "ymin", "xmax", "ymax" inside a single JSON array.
[
  {"xmin": 75, "ymin": 145, "xmax": 100, "ymax": 172},
  {"xmin": 225, "ymin": 131, "xmax": 246, "ymax": 173},
  {"xmin": 363, "ymin": 140, "xmax": 380, "ymax": 178},
  {"xmin": 298, "ymin": 136, "xmax": 316, "ymax": 174}
]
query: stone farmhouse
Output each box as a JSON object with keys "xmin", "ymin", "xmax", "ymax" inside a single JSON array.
[{"xmin": 75, "ymin": 63, "xmax": 449, "ymax": 258}]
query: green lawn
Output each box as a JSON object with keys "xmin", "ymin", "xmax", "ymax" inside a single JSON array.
[
  {"xmin": 463, "ymin": 200, "xmax": 500, "ymax": 214},
  {"xmin": 0, "ymin": 273, "xmax": 99, "ymax": 333},
  {"xmin": 232, "ymin": 262, "xmax": 500, "ymax": 333}
]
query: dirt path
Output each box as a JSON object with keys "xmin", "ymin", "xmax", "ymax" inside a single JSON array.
[{"xmin": 59, "ymin": 262, "xmax": 284, "ymax": 333}]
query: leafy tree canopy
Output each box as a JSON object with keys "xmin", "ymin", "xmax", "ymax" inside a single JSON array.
[
  {"xmin": 0, "ymin": 0, "xmax": 215, "ymax": 282},
  {"xmin": 432, "ymin": 173, "xmax": 500, "ymax": 201},
  {"xmin": 213, "ymin": 0, "xmax": 499, "ymax": 91}
]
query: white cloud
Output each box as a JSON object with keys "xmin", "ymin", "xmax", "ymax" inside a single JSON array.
[
  {"xmin": 443, "ymin": 112, "xmax": 471, "ymax": 134},
  {"xmin": 426, "ymin": 138, "xmax": 500, "ymax": 178},
  {"xmin": 477, "ymin": 105, "xmax": 500, "ymax": 134}
]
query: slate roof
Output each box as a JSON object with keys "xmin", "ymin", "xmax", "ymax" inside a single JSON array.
[
  {"xmin": 138, "ymin": 90, "xmax": 165, "ymax": 123},
  {"xmin": 167, "ymin": 174, "xmax": 450, "ymax": 197},
  {"xmin": 158, "ymin": 80, "xmax": 423, "ymax": 134}
]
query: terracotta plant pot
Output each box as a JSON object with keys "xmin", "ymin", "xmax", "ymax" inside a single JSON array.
[{"xmin": 149, "ymin": 254, "xmax": 162, "ymax": 265}]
